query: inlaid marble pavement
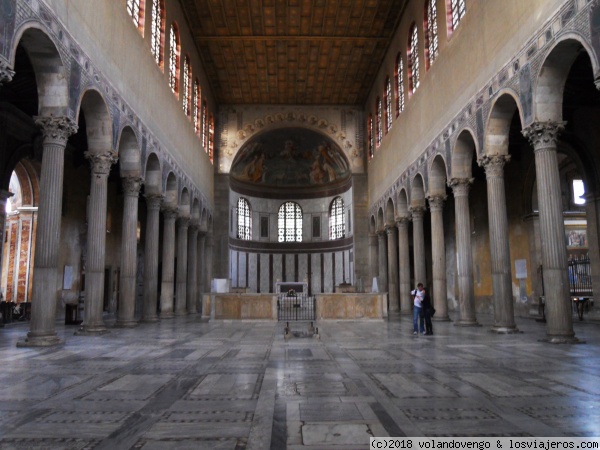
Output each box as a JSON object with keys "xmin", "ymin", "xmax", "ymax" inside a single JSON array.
[{"xmin": 0, "ymin": 314, "xmax": 599, "ymax": 449}]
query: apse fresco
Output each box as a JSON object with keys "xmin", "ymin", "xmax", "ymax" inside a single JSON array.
[{"xmin": 230, "ymin": 128, "xmax": 350, "ymax": 186}]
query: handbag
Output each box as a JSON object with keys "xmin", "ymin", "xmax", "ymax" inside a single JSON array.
[{"xmin": 430, "ymin": 307, "xmax": 436, "ymax": 317}]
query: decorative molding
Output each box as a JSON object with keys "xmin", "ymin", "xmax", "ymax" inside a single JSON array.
[
  {"xmin": 0, "ymin": 60, "xmax": 15, "ymax": 85},
  {"xmin": 478, "ymin": 154, "xmax": 511, "ymax": 178},
  {"xmin": 34, "ymin": 116, "xmax": 78, "ymax": 146},
  {"xmin": 85, "ymin": 151, "xmax": 118, "ymax": 176},
  {"xmin": 122, "ymin": 176, "xmax": 144, "ymax": 196},
  {"xmin": 521, "ymin": 121, "xmax": 566, "ymax": 149}
]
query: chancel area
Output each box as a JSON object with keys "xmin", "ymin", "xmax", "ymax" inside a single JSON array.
[{"xmin": 1, "ymin": 0, "xmax": 600, "ymax": 446}]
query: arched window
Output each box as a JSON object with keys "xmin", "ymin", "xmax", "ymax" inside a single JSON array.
[
  {"xmin": 237, "ymin": 197, "xmax": 251, "ymax": 240},
  {"xmin": 182, "ymin": 56, "xmax": 191, "ymax": 117},
  {"xmin": 395, "ymin": 53, "xmax": 405, "ymax": 116},
  {"xmin": 385, "ymin": 77, "xmax": 392, "ymax": 134},
  {"xmin": 168, "ymin": 23, "xmax": 180, "ymax": 96},
  {"xmin": 376, "ymin": 97, "xmax": 383, "ymax": 148},
  {"xmin": 408, "ymin": 23, "xmax": 420, "ymax": 94},
  {"xmin": 367, "ymin": 114, "xmax": 373, "ymax": 160},
  {"xmin": 193, "ymin": 79, "xmax": 201, "ymax": 135},
  {"xmin": 278, "ymin": 202, "xmax": 303, "ymax": 243},
  {"xmin": 202, "ymin": 101, "xmax": 208, "ymax": 152},
  {"xmin": 448, "ymin": 0, "xmax": 466, "ymax": 34},
  {"xmin": 329, "ymin": 197, "xmax": 345, "ymax": 240},
  {"xmin": 209, "ymin": 113, "xmax": 215, "ymax": 164},
  {"xmin": 150, "ymin": 0, "xmax": 165, "ymax": 68},
  {"xmin": 425, "ymin": 0, "xmax": 439, "ymax": 69},
  {"xmin": 127, "ymin": 0, "xmax": 144, "ymax": 34}
]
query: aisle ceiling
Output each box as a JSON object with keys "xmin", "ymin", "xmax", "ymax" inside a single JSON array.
[{"xmin": 179, "ymin": 0, "xmax": 408, "ymax": 105}]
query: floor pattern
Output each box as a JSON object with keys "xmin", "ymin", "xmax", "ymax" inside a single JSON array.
[{"xmin": 0, "ymin": 313, "xmax": 599, "ymax": 449}]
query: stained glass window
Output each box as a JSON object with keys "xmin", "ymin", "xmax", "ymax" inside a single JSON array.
[
  {"xmin": 150, "ymin": 0, "xmax": 164, "ymax": 67},
  {"xmin": 168, "ymin": 24, "xmax": 180, "ymax": 96},
  {"xmin": 426, "ymin": 0, "xmax": 439, "ymax": 68},
  {"xmin": 376, "ymin": 97, "xmax": 382, "ymax": 148},
  {"xmin": 367, "ymin": 114, "xmax": 373, "ymax": 160},
  {"xmin": 385, "ymin": 77, "xmax": 392, "ymax": 134},
  {"xmin": 396, "ymin": 54, "xmax": 405, "ymax": 115},
  {"xmin": 209, "ymin": 113, "xmax": 214, "ymax": 164},
  {"xmin": 182, "ymin": 56, "xmax": 191, "ymax": 116},
  {"xmin": 237, "ymin": 197, "xmax": 251, "ymax": 240},
  {"xmin": 329, "ymin": 197, "xmax": 345, "ymax": 240},
  {"xmin": 409, "ymin": 23, "xmax": 420, "ymax": 94},
  {"xmin": 278, "ymin": 202, "xmax": 302, "ymax": 243}
]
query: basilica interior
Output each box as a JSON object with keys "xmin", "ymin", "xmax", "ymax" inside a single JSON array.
[{"xmin": 0, "ymin": 0, "xmax": 599, "ymax": 446}]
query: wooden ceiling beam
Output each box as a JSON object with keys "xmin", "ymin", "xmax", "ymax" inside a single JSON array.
[{"xmin": 194, "ymin": 35, "xmax": 389, "ymax": 43}]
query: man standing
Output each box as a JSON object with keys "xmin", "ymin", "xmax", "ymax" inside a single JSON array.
[{"xmin": 411, "ymin": 283, "xmax": 425, "ymax": 335}]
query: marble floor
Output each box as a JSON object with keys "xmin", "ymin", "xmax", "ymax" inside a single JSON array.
[{"xmin": 0, "ymin": 313, "xmax": 599, "ymax": 449}]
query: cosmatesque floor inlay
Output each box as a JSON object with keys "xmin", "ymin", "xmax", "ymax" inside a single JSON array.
[{"xmin": 0, "ymin": 313, "xmax": 599, "ymax": 449}]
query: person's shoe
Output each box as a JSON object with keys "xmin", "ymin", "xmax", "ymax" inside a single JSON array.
[{"xmin": 413, "ymin": 331, "xmax": 417, "ymax": 335}]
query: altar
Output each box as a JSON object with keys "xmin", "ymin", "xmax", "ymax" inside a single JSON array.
[{"xmin": 275, "ymin": 281, "xmax": 308, "ymax": 295}]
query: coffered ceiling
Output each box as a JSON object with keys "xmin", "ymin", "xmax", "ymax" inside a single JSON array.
[{"xmin": 179, "ymin": 0, "xmax": 408, "ymax": 105}]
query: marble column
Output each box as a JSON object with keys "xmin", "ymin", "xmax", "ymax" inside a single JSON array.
[
  {"xmin": 175, "ymin": 215, "xmax": 190, "ymax": 315},
  {"xmin": 410, "ymin": 206, "xmax": 427, "ymax": 287},
  {"xmin": 428, "ymin": 195, "xmax": 450, "ymax": 321},
  {"xmin": 197, "ymin": 230, "xmax": 206, "ymax": 311},
  {"xmin": 18, "ymin": 116, "xmax": 78, "ymax": 347},
  {"xmin": 0, "ymin": 190, "xmax": 13, "ymax": 291},
  {"xmin": 116, "ymin": 176, "xmax": 143, "ymax": 327},
  {"xmin": 0, "ymin": 60, "xmax": 15, "ymax": 86},
  {"xmin": 396, "ymin": 216, "xmax": 412, "ymax": 314},
  {"xmin": 522, "ymin": 122, "xmax": 577, "ymax": 343},
  {"xmin": 479, "ymin": 155, "xmax": 518, "ymax": 333},
  {"xmin": 187, "ymin": 222, "xmax": 199, "ymax": 314},
  {"xmin": 377, "ymin": 231, "xmax": 388, "ymax": 293},
  {"xmin": 159, "ymin": 205, "xmax": 178, "ymax": 319},
  {"xmin": 369, "ymin": 232, "xmax": 378, "ymax": 289},
  {"xmin": 142, "ymin": 193, "xmax": 163, "ymax": 322},
  {"xmin": 206, "ymin": 235, "xmax": 214, "ymax": 292},
  {"xmin": 449, "ymin": 178, "xmax": 479, "ymax": 326},
  {"xmin": 77, "ymin": 151, "xmax": 118, "ymax": 335},
  {"xmin": 386, "ymin": 225, "xmax": 399, "ymax": 312}
]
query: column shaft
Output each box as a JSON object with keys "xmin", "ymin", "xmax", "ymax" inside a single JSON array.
[
  {"xmin": 386, "ymin": 226, "xmax": 399, "ymax": 312},
  {"xmin": 480, "ymin": 155, "xmax": 518, "ymax": 332},
  {"xmin": 197, "ymin": 232, "xmax": 206, "ymax": 311},
  {"xmin": 411, "ymin": 207, "xmax": 427, "ymax": 286},
  {"xmin": 369, "ymin": 233, "xmax": 379, "ymax": 288},
  {"xmin": 142, "ymin": 194, "xmax": 162, "ymax": 322},
  {"xmin": 397, "ymin": 218, "xmax": 412, "ymax": 314},
  {"xmin": 377, "ymin": 231, "xmax": 388, "ymax": 292},
  {"xmin": 159, "ymin": 207, "xmax": 178, "ymax": 318},
  {"xmin": 116, "ymin": 177, "xmax": 142, "ymax": 327},
  {"xmin": 523, "ymin": 122, "xmax": 577, "ymax": 343},
  {"xmin": 449, "ymin": 178, "xmax": 479, "ymax": 326},
  {"xmin": 428, "ymin": 196, "xmax": 449, "ymax": 321},
  {"xmin": 187, "ymin": 225, "xmax": 199, "ymax": 314},
  {"xmin": 19, "ymin": 117, "xmax": 77, "ymax": 347},
  {"xmin": 78, "ymin": 151, "xmax": 117, "ymax": 334},
  {"xmin": 206, "ymin": 237, "xmax": 214, "ymax": 292},
  {"xmin": 0, "ymin": 190, "xmax": 13, "ymax": 294},
  {"xmin": 175, "ymin": 217, "xmax": 190, "ymax": 315}
]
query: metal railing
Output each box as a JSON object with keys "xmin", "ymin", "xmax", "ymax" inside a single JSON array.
[
  {"xmin": 568, "ymin": 256, "xmax": 593, "ymax": 297},
  {"xmin": 277, "ymin": 293, "xmax": 316, "ymax": 321}
]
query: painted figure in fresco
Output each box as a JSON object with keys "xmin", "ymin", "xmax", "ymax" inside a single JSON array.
[
  {"xmin": 251, "ymin": 153, "xmax": 266, "ymax": 183},
  {"xmin": 309, "ymin": 158, "xmax": 325, "ymax": 184}
]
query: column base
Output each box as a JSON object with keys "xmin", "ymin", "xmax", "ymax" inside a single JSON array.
[
  {"xmin": 160, "ymin": 311, "xmax": 175, "ymax": 319},
  {"xmin": 454, "ymin": 320, "xmax": 481, "ymax": 327},
  {"xmin": 140, "ymin": 316, "xmax": 159, "ymax": 323},
  {"xmin": 17, "ymin": 332, "xmax": 64, "ymax": 347},
  {"xmin": 115, "ymin": 319, "xmax": 139, "ymax": 328},
  {"xmin": 187, "ymin": 309, "xmax": 198, "ymax": 315},
  {"xmin": 490, "ymin": 325, "xmax": 521, "ymax": 334},
  {"xmin": 399, "ymin": 310, "xmax": 412, "ymax": 316},
  {"xmin": 433, "ymin": 316, "xmax": 452, "ymax": 322},
  {"xmin": 75, "ymin": 324, "xmax": 109, "ymax": 336},
  {"xmin": 540, "ymin": 335, "xmax": 584, "ymax": 344},
  {"xmin": 174, "ymin": 310, "xmax": 187, "ymax": 316}
]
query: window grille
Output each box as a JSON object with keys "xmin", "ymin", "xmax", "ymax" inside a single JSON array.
[
  {"xmin": 182, "ymin": 56, "xmax": 191, "ymax": 116},
  {"xmin": 367, "ymin": 114, "xmax": 373, "ymax": 160},
  {"xmin": 451, "ymin": 0, "xmax": 466, "ymax": 31},
  {"xmin": 193, "ymin": 79, "xmax": 201, "ymax": 134},
  {"xmin": 409, "ymin": 23, "xmax": 420, "ymax": 93},
  {"xmin": 237, "ymin": 198, "xmax": 251, "ymax": 240},
  {"xmin": 376, "ymin": 97, "xmax": 382, "ymax": 148},
  {"xmin": 329, "ymin": 197, "xmax": 346, "ymax": 240},
  {"xmin": 396, "ymin": 54, "xmax": 405, "ymax": 115},
  {"xmin": 426, "ymin": 0, "xmax": 439, "ymax": 67},
  {"xmin": 209, "ymin": 113, "xmax": 214, "ymax": 164},
  {"xmin": 150, "ymin": 0, "xmax": 164, "ymax": 66},
  {"xmin": 385, "ymin": 77, "xmax": 393, "ymax": 133},
  {"xmin": 127, "ymin": 0, "xmax": 143, "ymax": 31},
  {"xmin": 202, "ymin": 101, "xmax": 208, "ymax": 152},
  {"xmin": 278, "ymin": 202, "xmax": 303, "ymax": 243},
  {"xmin": 168, "ymin": 24, "xmax": 180, "ymax": 96}
]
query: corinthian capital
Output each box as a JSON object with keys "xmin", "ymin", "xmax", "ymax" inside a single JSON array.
[
  {"xmin": 34, "ymin": 116, "xmax": 78, "ymax": 146},
  {"xmin": 478, "ymin": 154, "xmax": 511, "ymax": 178},
  {"xmin": 86, "ymin": 151, "xmax": 118, "ymax": 176},
  {"xmin": 427, "ymin": 195, "xmax": 446, "ymax": 211},
  {"xmin": 448, "ymin": 177, "xmax": 473, "ymax": 197},
  {"xmin": 395, "ymin": 215, "xmax": 411, "ymax": 228},
  {"xmin": 521, "ymin": 121, "xmax": 565, "ymax": 150},
  {"xmin": 409, "ymin": 205, "xmax": 427, "ymax": 220},
  {"xmin": 122, "ymin": 176, "xmax": 143, "ymax": 197},
  {"xmin": 0, "ymin": 60, "xmax": 15, "ymax": 86},
  {"xmin": 161, "ymin": 204, "xmax": 179, "ymax": 220},
  {"xmin": 145, "ymin": 193, "xmax": 164, "ymax": 211}
]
